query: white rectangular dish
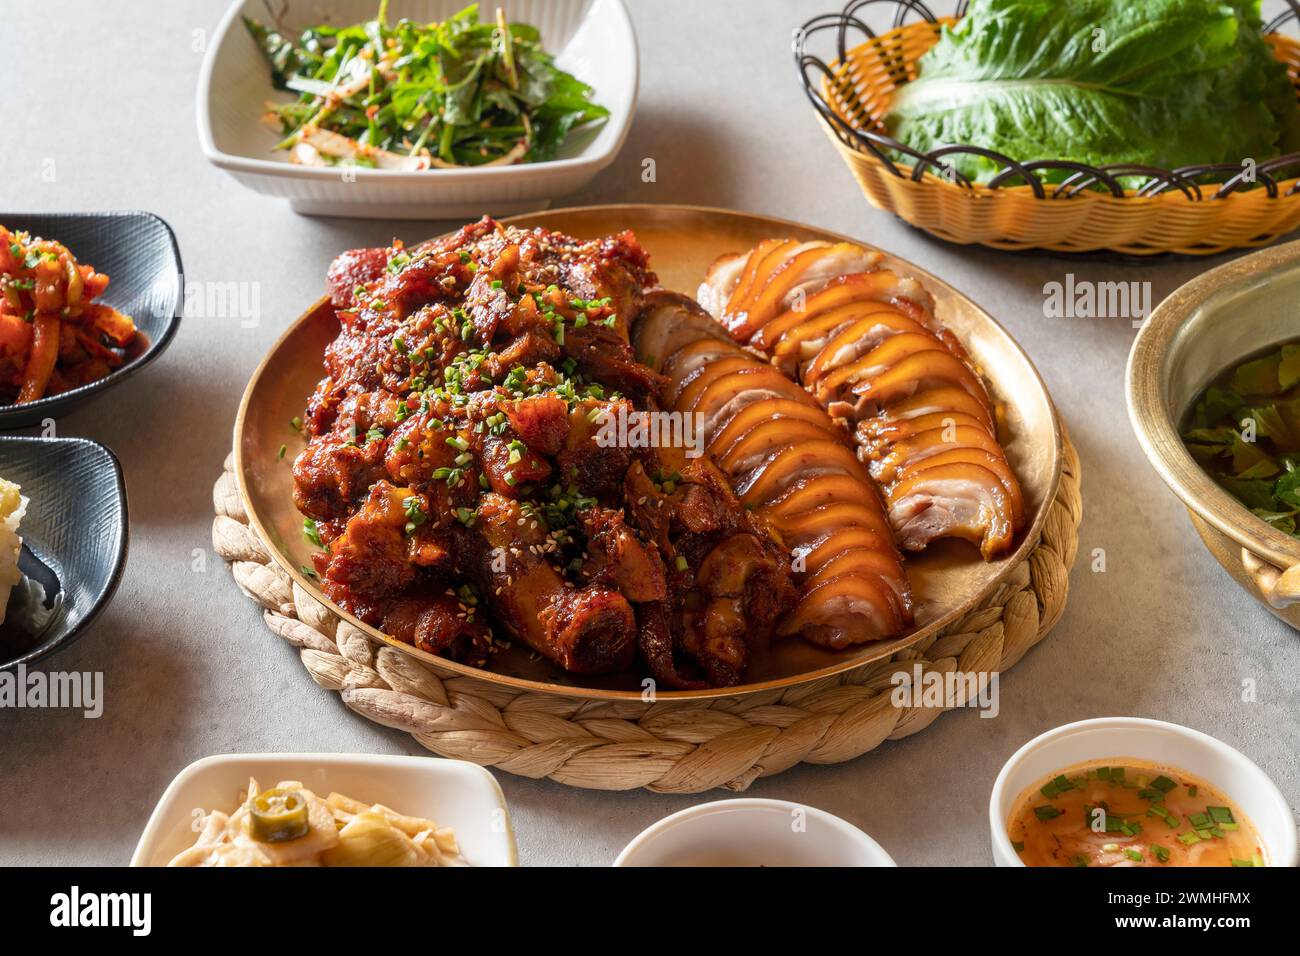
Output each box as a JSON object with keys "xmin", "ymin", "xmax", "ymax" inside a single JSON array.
[
  {"xmin": 197, "ymin": 0, "xmax": 637, "ymax": 218},
  {"xmin": 131, "ymin": 753, "xmax": 517, "ymax": 866}
]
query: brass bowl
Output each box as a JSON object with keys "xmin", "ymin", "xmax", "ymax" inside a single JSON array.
[
  {"xmin": 235, "ymin": 204, "xmax": 1063, "ymax": 699},
  {"xmin": 1128, "ymin": 239, "xmax": 1300, "ymax": 629}
]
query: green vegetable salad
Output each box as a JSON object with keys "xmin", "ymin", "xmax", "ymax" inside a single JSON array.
[
  {"xmin": 1182, "ymin": 343, "xmax": 1300, "ymax": 537},
  {"xmin": 243, "ymin": 1, "xmax": 608, "ymax": 169}
]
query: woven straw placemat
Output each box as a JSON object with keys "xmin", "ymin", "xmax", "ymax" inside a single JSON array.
[{"xmin": 212, "ymin": 430, "xmax": 1080, "ymax": 793}]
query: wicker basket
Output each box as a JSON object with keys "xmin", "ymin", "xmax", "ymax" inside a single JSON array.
[
  {"xmin": 799, "ymin": 7, "xmax": 1300, "ymax": 255},
  {"xmin": 212, "ymin": 429, "xmax": 1081, "ymax": 793}
]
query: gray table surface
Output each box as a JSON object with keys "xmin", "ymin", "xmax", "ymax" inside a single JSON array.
[{"xmin": 2, "ymin": 0, "xmax": 1297, "ymax": 867}]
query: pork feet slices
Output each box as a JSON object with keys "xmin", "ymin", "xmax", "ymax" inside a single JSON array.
[
  {"xmin": 633, "ymin": 291, "xmax": 912, "ymax": 650},
  {"xmin": 697, "ymin": 240, "xmax": 1024, "ymax": 560},
  {"xmin": 293, "ymin": 217, "xmax": 797, "ymax": 689}
]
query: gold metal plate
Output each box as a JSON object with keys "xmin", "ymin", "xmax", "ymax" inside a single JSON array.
[{"xmin": 234, "ymin": 204, "xmax": 1063, "ymax": 700}]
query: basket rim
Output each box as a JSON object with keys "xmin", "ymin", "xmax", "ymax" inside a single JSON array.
[{"xmin": 795, "ymin": 4, "xmax": 1300, "ymax": 201}]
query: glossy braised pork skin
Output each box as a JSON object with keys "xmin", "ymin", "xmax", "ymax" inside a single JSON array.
[
  {"xmin": 634, "ymin": 292, "xmax": 912, "ymax": 649},
  {"xmin": 293, "ymin": 218, "xmax": 797, "ymax": 687},
  {"xmin": 699, "ymin": 241, "xmax": 1024, "ymax": 560}
]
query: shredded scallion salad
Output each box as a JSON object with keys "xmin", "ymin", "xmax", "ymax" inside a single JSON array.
[{"xmin": 243, "ymin": 1, "xmax": 609, "ymax": 170}]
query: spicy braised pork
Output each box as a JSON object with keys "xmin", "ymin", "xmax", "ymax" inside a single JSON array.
[{"xmin": 293, "ymin": 218, "xmax": 797, "ymax": 687}]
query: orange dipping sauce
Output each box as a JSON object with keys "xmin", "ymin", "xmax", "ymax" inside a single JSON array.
[{"xmin": 1007, "ymin": 760, "xmax": 1266, "ymax": 867}]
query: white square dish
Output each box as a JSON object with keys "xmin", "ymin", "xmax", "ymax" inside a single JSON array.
[
  {"xmin": 131, "ymin": 753, "xmax": 517, "ymax": 866},
  {"xmin": 197, "ymin": 0, "xmax": 637, "ymax": 218}
]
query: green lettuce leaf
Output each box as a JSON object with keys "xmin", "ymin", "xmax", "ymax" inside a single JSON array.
[{"xmin": 884, "ymin": 0, "xmax": 1300, "ymax": 184}]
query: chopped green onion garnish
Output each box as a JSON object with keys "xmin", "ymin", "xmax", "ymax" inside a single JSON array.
[
  {"xmin": 1208, "ymin": 806, "xmax": 1235, "ymax": 824},
  {"xmin": 303, "ymin": 518, "xmax": 323, "ymax": 548},
  {"xmin": 1040, "ymin": 774, "xmax": 1076, "ymax": 798}
]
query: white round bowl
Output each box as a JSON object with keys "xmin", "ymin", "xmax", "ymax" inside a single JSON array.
[
  {"xmin": 614, "ymin": 799, "xmax": 896, "ymax": 867},
  {"xmin": 989, "ymin": 718, "xmax": 1298, "ymax": 867}
]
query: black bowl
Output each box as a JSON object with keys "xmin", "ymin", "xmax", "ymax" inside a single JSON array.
[
  {"xmin": 0, "ymin": 211, "xmax": 182, "ymax": 429},
  {"xmin": 0, "ymin": 437, "xmax": 128, "ymax": 670}
]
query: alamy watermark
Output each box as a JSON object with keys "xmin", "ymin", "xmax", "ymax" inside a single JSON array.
[
  {"xmin": 183, "ymin": 279, "xmax": 261, "ymax": 329},
  {"xmin": 889, "ymin": 663, "xmax": 1000, "ymax": 718},
  {"xmin": 593, "ymin": 407, "xmax": 704, "ymax": 458},
  {"xmin": 49, "ymin": 886, "xmax": 150, "ymax": 936},
  {"xmin": 1043, "ymin": 273, "xmax": 1151, "ymax": 329},
  {"xmin": 0, "ymin": 664, "xmax": 103, "ymax": 718}
]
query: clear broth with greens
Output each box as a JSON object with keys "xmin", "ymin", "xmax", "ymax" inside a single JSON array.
[{"xmin": 1182, "ymin": 342, "xmax": 1300, "ymax": 537}]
